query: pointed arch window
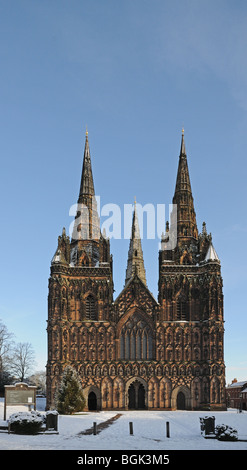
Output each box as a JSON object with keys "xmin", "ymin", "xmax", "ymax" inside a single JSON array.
[
  {"xmin": 148, "ymin": 333, "xmax": 153, "ymax": 359},
  {"xmin": 120, "ymin": 334, "xmax": 125, "ymax": 359},
  {"xmin": 137, "ymin": 332, "xmax": 142, "ymax": 360},
  {"xmin": 143, "ymin": 333, "xmax": 147, "ymax": 360},
  {"xmin": 131, "ymin": 333, "xmax": 136, "ymax": 360},
  {"xmin": 86, "ymin": 295, "xmax": 96, "ymax": 320},
  {"xmin": 125, "ymin": 331, "xmax": 130, "ymax": 359}
]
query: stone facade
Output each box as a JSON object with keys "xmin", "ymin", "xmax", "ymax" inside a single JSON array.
[{"xmin": 46, "ymin": 130, "xmax": 226, "ymax": 411}]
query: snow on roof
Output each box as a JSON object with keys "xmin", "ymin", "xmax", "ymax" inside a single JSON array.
[{"xmin": 227, "ymin": 380, "xmax": 247, "ymax": 388}]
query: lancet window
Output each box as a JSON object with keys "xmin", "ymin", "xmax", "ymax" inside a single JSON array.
[{"xmin": 120, "ymin": 314, "xmax": 153, "ymax": 360}]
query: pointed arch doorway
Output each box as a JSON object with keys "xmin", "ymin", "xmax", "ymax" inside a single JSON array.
[
  {"xmin": 128, "ymin": 380, "xmax": 146, "ymax": 409},
  {"xmin": 171, "ymin": 385, "xmax": 191, "ymax": 410},
  {"xmin": 177, "ymin": 391, "xmax": 186, "ymax": 410},
  {"xmin": 88, "ymin": 391, "xmax": 97, "ymax": 410}
]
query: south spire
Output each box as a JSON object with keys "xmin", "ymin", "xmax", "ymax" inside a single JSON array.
[{"xmin": 78, "ymin": 128, "xmax": 95, "ymax": 201}]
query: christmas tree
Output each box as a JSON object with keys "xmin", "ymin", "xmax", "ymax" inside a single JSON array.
[{"xmin": 55, "ymin": 366, "xmax": 85, "ymax": 414}]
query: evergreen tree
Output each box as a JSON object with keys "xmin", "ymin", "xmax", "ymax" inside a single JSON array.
[{"xmin": 55, "ymin": 366, "xmax": 85, "ymax": 414}]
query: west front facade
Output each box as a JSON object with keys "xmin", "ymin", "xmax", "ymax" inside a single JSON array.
[{"xmin": 46, "ymin": 130, "xmax": 226, "ymax": 411}]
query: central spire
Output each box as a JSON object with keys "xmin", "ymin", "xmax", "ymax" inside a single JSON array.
[{"xmin": 125, "ymin": 200, "xmax": 147, "ymax": 286}]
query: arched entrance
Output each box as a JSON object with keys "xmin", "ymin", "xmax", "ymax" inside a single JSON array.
[
  {"xmin": 171, "ymin": 385, "xmax": 191, "ymax": 410},
  {"xmin": 177, "ymin": 391, "xmax": 186, "ymax": 410},
  {"xmin": 128, "ymin": 380, "xmax": 146, "ymax": 409},
  {"xmin": 88, "ymin": 391, "xmax": 97, "ymax": 410}
]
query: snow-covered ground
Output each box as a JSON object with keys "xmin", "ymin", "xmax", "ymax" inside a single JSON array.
[{"xmin": 0, "ymin": 397, "xmax": 247, "ymax": 450}]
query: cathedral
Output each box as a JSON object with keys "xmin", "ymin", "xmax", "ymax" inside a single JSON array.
[{"xmin": 46, "ymin": 130, "xmax": 226, "ymax": 411}]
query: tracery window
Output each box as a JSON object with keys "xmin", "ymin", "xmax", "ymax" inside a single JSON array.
[{"xmin": 120, "ymin": 314, "xmax": 153, "ymax": 360}]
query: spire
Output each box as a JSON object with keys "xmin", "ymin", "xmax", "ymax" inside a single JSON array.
[
  {"xmin": 78, "ymin": 129, "xmax": 95, "ymax": 202},
  {"xmin": 125, "ymin": 201, "xmax": 147, "ymax": 286},
  {"xmin": 173, "ymin": 130, "xmax": 198, "ymax": 244},
  {"xmin": 174, "ymin": 129, "xmax": 192, "ymax": 195},
  {"xmin": 72, "ymin": 129, "xmax": 100, "ymax": 242}
]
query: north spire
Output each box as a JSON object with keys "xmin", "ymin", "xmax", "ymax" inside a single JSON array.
[
  {"xmin": 125, "ymin": 201, "xmax": 147, "ymax": 286},
  {"xmin": 173, "ymin": 130, "xmax": 198, "ymax": 244},
  {"xmin": 71, "ymin": 129, "xmax": 100, "ymax": 243}
]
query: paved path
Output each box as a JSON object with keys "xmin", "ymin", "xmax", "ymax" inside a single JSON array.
[{"xmin": 78, "ymin": 413, "xmax": 122, "ymax": 435}]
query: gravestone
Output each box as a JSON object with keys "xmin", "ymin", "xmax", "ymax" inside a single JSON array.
[
  {"xmin": 204, "ymin": 416, "xmax": 215, "ymax": 435},
  {"xmin": 199, "ymin": 416, "xmax": 215, "ymax": 437},
  {"xmin": 46, "ymin": 410, "xmax": 58, "ymax": 431}
]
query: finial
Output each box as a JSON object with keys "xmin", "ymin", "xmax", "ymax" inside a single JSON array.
[
  {"xmin": 134, "ymin": 196, "xmax": 136, "ymax": 205},
  {"xmin": 180, "ymin": 127, "xmax": 186, "ymax": 155},
  {"xmin": 85, "ymin": 125, "xmax": 88, "ymax": 137}
]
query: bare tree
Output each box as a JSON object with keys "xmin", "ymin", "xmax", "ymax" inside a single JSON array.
[
  {"xmin": 0, "ymin": 320, "xmax": 14, "ymax": 364},
  {"xmin": 11, "ymin": 342, "xmax": 36, "ymax": 382},
  {"xmin": 28, "ymin": 370, "xmax": 46, "ymax": 395},
  {"xmin": 0, "ymin": 320, "xmax": 15, "ymax": 391}
]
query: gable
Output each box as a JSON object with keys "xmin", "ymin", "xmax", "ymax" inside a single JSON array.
[{"xmin": 114, "ymin": 274, "xmax": 158, "ymax": 318}]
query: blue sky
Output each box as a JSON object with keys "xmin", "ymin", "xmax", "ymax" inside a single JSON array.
[{"xmin": 0, "ymin": 0, "xmax": 247, "ymax": 384}]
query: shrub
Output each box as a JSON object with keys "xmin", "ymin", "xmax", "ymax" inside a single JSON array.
[
  {"xmin": 215, "ymin": 424, "xmax": 238, "ymax": 441},
  {"xmin": 9, "ymin": 411, "xmax": 45, "ymax": 435}
]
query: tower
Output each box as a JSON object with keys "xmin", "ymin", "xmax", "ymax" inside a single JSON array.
[
  {"xmin": 46, "ymin": 131, "xmax": 113, "ymax": 409},
  {"xmin": 158, "ymin": 130, "xmax": 226, "ymax": 410}
]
